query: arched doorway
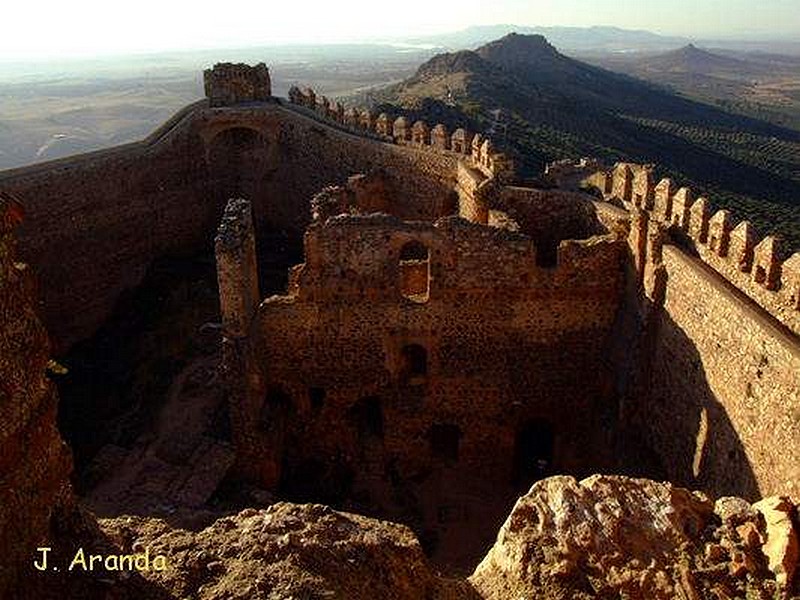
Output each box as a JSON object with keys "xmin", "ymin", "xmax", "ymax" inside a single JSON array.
[{"xmin": 512, "ymin": 419, "xmax": 555, "ymax": 488}]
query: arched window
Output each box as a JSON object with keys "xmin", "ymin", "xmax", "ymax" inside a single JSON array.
[
  {"xmin": 399, "ymin": 240, "xmax": 430, "ymax": 303},
  {"xmin": 400, "ymin": 343, "xmax": 428, "ymax": 384}
]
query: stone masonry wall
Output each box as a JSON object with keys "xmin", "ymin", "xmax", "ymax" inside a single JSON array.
[
  {"xmin": 594, "ymin": 163, "xmax": 800, "ymax": 502},
  {"xmin": 232, "ymin": 213, "xmax": 627, "ymax": 565},
  {"xmin": 0, "ymin": 101, "xmax": 459, "ymax": 351},
  {"xmin": 645, "ymin": 245, "xmax": 800, "ymax": 501},
  {"xmin": 596, "ymin": 162, "xmax": 800, "ymax": 336},
  {"xmin": 204, "ymin": 62, "xmax": 272, "ymax": 107}
]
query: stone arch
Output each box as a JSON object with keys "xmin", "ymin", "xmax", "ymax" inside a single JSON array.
[{"xmin": 400, "ymin": 343, "xmax": 428, "ymax": 383}]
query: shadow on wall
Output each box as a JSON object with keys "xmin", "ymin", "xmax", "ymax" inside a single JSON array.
[
  {"xmin": 618, "ymin": 297, "xmax": 761, "ymax": 501},
  {"xmin": 55, "ymin": 254, "xmax": 221, "ymax": 478},
  {"xmin": 207, "ymin": 127, "xmax": 273, "ymax": 217}
]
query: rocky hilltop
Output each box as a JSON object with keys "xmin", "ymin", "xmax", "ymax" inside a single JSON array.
[{"xmin": 638, "ymin": 44, "xmax": 753, "ymax": 74}]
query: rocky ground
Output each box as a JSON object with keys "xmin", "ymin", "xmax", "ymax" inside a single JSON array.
[{"xmin": 25, "ymin": 475, "xmax": 797, "ymax": 600}]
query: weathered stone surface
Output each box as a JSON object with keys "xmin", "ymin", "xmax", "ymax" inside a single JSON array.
[
  {"xmin": 204, "ymin": 62, "xmax": 272, "ymax": 106},
  {"xmin": 235, "ymin": 206, "xmax": 626, "ymax": 567},
  {"xmin": 752, "ymin": 496, "xmax": 799, "ymax": 589},
  {"xmin": 470, "ymin": 475, "xmax": 793, "ymax": 600},
  {"xmin": 0, "ymin": 193, "xmax": 73, "ymax": 596},
  {"xmin": 96, "ymin": 503, "xmax": 473, "ymax": 600}
]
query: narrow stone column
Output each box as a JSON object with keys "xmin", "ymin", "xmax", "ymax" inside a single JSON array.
[{"xmin": 215, "ymin": 198, "xmax": 259, "ymax": 341}]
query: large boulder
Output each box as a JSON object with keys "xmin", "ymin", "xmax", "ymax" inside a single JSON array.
[{"xmin": 470, "ymin": 475, "xmax": 790, "ymax": 599}]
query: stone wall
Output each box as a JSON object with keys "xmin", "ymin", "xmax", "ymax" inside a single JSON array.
[
  {"xmin": 642, "ymin": 245, "xmax": 800, "ymax": 501},
  {"xmin": 230, "ymin": 212, "xmax": 627, "ymax": 565},
  {"xmin": 0, "ymin": 101, "xmax": 460, "ymax": 351},
  {"xmin": 596, "ymin": 162, "xmax": 800, "ymax": 336},
  {"xmin": 0, "ymin": 193, "xmax": 73, "ymax": 595},
  {"xmin": 204, "ymin": 62, "xmax": 272, "ymax": 107},
  {"xmin": 285, "ymin": 85, "xmax": 514, "ymax": 181},
  {"xmin": 593, "ymin": 163, "xmax": 800, "ymax": 503}
]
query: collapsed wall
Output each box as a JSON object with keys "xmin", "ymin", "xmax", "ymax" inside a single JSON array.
[
  {"xmin": 0, "ymin": 193, "xmax": 73, "ymax": 595},
  {"xmin": 216, "ymin": 188, "xmax": 629, "ymax": 568},
  {"xmin": 0, "ymin": 97, "xmax": 460, "ymax": 351}
]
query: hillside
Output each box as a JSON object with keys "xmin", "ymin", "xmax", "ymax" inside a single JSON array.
[
  {"xmin": 585, "ymin": 45, "xmax": 800, "ymax": 131},
  {"xmin": 636, "ymin": 44, "xmax": 754, "ymax": 74},
  {"xmin": 370, "ymin": 33, "xmax": 800, "ymax": 248}
]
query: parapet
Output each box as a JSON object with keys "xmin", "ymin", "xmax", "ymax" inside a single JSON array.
[
  {"xmin": 595, "ymin": 161, "xmax": 800, "ymax": 336},
  {"xmin": 204, "ymin": 62, "xmax": 272, "ymax": 107},
  {"xmin": 284, "ymin": 84, "xmax": 514, "ymax": 181}
]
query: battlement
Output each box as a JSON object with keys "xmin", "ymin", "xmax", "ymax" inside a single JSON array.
[
  {"xmin": 286, "ymin": 85, "xmax": 514, "ymax": 182},
  {"xmin": 204, "ymin": 62, "xmax": 272, "ymax": 107},
  {"xmin": 593, "ymin": 162, "xmax": 800, "ymax": 336}
]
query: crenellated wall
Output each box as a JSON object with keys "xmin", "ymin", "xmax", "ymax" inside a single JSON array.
[
  {"xmin": 286, "ymin": 85, "xmax": 514, "ymax": 181},
  {"xmin": 594, "ymin": 162, "xmax": 800, "ymax": 502},
  {"xmin": 596, "ymin": 162, "xmax": 800, "ymax": 337}
]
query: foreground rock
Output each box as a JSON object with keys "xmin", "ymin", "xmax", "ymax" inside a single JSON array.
[
  {"xmin": 97, "ymin": 503, "xmax": 474, "ymax": 600},
  {"xmin": 753, "ymin": 496, "xmax": 799, "ymax": 590},
  {"xmin": 16, "ymin": 475, "xmax": 800, "ymax": 598},
  {"xmin": 471, "ymin": 475, "xmax": 798, "ymax": 599}
]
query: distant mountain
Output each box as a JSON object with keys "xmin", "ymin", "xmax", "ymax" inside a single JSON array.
[
  {"xmin": 635, "ymin": 44, "xmax": 755, "ymax": 75},
  {"xmin": 371, "ymin": 33, "xmax": 800, "ymax": 247},
  {"xmin": 583, "ymin": 43, "xmax": 800, "ymax": 131},
  {"xmin": 404, "ymin": 24, "xmax": 688, "ymax": 53},
  {"xmin": 402, "ymin": 24, "xmax": 800, "ymax": 56}
]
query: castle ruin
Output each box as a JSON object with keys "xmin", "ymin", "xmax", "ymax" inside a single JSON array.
[{"xmin": 0, "ymin": 62, "xmax": 798, "ymax": 591}]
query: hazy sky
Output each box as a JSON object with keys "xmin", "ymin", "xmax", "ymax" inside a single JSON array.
[{"xmin": 2, "ymin": 0, "xmax": 798, "ymax": 58}]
